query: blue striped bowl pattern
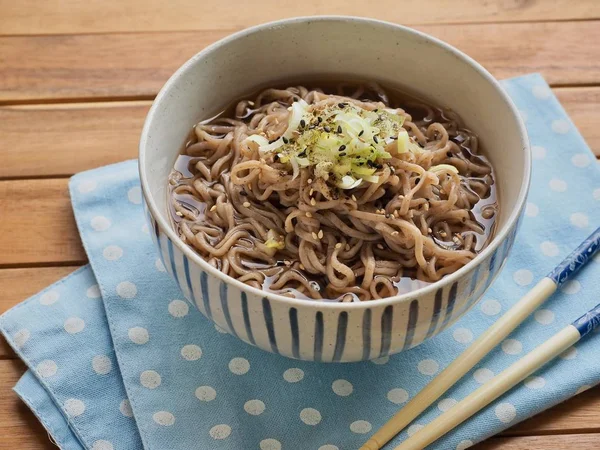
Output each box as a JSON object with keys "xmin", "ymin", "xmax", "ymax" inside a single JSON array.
[{"xmin": 143, "ymin": 199, "xmax": 521, "ymax": 362}]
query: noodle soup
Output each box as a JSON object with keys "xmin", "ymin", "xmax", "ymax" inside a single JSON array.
[{"xmin": 168, "ymin": 80, "xmax": 497, "ymax": 302}]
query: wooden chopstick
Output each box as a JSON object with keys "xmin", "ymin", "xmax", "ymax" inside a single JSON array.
[
  {"xmin": 361, "ymin": 227, "xmax": 600, "ymax": 450},
  {"xmin": 394, "ymin": 301, "xmax": 600, "ymax": 450}
]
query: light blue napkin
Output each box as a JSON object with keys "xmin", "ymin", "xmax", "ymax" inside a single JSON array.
[{"xmin": 1, "ymin": 74, "xmax": 599, "ymax": 450}]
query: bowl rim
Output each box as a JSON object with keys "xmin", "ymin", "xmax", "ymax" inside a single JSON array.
[{"xmin": 139, "ymin": 15, "xmax": 531, "ymax": 310}]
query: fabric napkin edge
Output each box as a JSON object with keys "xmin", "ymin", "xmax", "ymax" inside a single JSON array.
[
  {"xmin": 68, "ymin": 161, "xmax": 151, "ymax": 450},
  {"xmin": 0, "ymin": 266, "xmax": 91, "ymax": 449},
  {"xmin": 14, "ymin": 370, "xmax": 85, "ymax": 450}
]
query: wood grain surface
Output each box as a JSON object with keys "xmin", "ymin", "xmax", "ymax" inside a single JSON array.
[
  {"xmin": 0, "ymin": 1, "xmax": 599, "ymax": 448},
  {"xmin": 478, "ymin": 434, "xmax": 600, "ymax": 450},
  {"xmin": 2, "ymin": 0, "xmax": 599, "ymax": 35},
  {"xmin": 0, "ymin": 179, "xmax": 85, "ymax": 266},
  {"xmin": 0, "ymin": 102, "xmax": 150, "ymax": 178},
  {"xmin": 1, "ymin": 20, "xmax": 599, "ymax": 103}
]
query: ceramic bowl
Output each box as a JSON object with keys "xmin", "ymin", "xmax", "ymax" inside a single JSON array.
[{"xmin": 139, "ymin": 16, "xmax": 530, "ymax": 362}]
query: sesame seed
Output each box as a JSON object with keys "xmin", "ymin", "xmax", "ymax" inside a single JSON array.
[
  {"xmin": 248, "ymin": 101, "xmax": 254, "ymax": 106},
  {"xmin": 312, "ymin": 232, "xmax": 318, "ymax": 239},
  {"xmin": 392, "ymin": 231, "xmax": 399, "ymax": 236},
  {"xmin": 324, "ymin": 126, "xmax": 331, "ymax": 133},
  {"xmin": 318, "ymin": 230, "xmax": 324, "ymax": 239},
  {"xmin": 358, "ymin": 130, "xmax": 364, "ymax": 137},
  {"xmin": 310, "ymin": 198, "xmax": 317, "ymax": 206},
  {"xmin": 306, "ymin": 211, "xmax": 312, "ymax": 218},
  {"xmin": 440, "ymin": 231, "xmax": 447, "ymax": 237},
  {"xmin": 351, "ymin": 195, "xmax": 357, "ymax": 201},
  {"xmin": 299, "ymin": 264, "xmax": 306, "ymax": 271},
  {"xmin": 243, "ymin": 201, "xmax": 251, "ymax": 208},
  {"xmin": 210, "ymin": 205, "xmax": 217, "ymax": 212},
  {"xmin": 337, "ymin": 125, "xmax": 342, "ymax": 134},
  {"xmin": 335, "ymin": 243, "xmax": 342, "ymax": 249},
  {"xmin": 307, "ymin": 178, "xmax": 313, "ymax": 184},
  {"xmin": 373, "ymin": 136, "xmax": 378, "ymax": 144},
  {"xmin": 424, "ymin": 203, "xmax": 430, "ymax": 211},
  {"xmin": 427, "ymin": 227, "xmax": 432, "ymax": 234},
  {"xmin": 175, "ymin": 211, "xmax": 183, "ymax": 217},
  {"xmin": 300, "ymin": 119, "xmax": 306, "ymax": 128},
  {"xmin": 282, "ymin": 137, "xmax": 289, "ymax": 144},
  {"xmin": 339, "ymin": 144, "xmax": 346, "ymax": 151},
  {"xmin": 338, "ymin": 103, "xmax": 345, "ymax": 108},
  {"xmin": 309, "ymin": 188, "xmax": 314, "ymax": 196},
  {"xmin": 317, "ymin": 116, "xmax": 323, "ymax": 123},
  {"xmin": 377, "ymin": 243, "xmax": 384, "ymax": 250},
  {"xmin": 284, "ymin": 260, "xmax": 291, "ymax": 266},
  {"xmin": 345, "ymin": 244, "xmax": 351, "ymax": 251}
]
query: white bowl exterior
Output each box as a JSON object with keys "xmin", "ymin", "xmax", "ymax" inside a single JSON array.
[{"xmin": 140, "ymin": 17, "xmax": 529, "ymax": 362}]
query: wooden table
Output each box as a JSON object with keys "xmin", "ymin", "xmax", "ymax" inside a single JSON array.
[{"xmin": 1, "ymin": 1, "xmax": 599, "ymax": 448}]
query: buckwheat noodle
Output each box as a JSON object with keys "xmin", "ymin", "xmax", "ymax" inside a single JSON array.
[{"xmin": 169, "ymin": 82, "xmax": 497, "ymax": 301}]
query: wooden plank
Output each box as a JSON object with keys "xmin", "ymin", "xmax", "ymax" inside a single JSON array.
[
  {"xmin": 1, "ymin": 0, "xmax": 598, "ymax": 35},
  {"xmin": 1, "ymin": 21, "xmax": 599, "ymax": 103},
  {"xmin": 0, "ymin": 31, "xmax": 223, "ymax": 102},
  {"xmin": 0, "ymin": 359, "xmax": 56, "ymax": 449},
  {"xmin": 557, "ymin": 87, "xmax": 600, "ymax": 155},
  {"xmin": 0, "ymin": 102, "xmax": 149, "ymax": 178},
  {"xmin": 1, "ymin": 87, "xmax": 598, "ymax": 181},
  {"xmin": 475, "ymin": 433, "xmax": 600, "ymax": 449},
  {"xmin": 503, "ymin": 386, "xmax": 600, "ymax": 436},
  {"xmin": 0, "ymin": 267, "xmax": 81, "ymax": 314},
  {"xmin": 0, "ymin": 266, "xmax": 80, "ymax": 359},
  {"xmin": 0, "ymin": 179, "xmax": 86, "ymax": 266}
]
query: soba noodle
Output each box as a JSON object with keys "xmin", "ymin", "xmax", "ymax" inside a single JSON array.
[{"xmin": 168, "ymin": 82, "xmax": 497, "ymax": 301}]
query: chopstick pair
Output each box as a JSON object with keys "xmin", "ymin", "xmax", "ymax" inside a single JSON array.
[{"xmin": 361, "ymin": 227, "xmax": 600, "ymax": 450}]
